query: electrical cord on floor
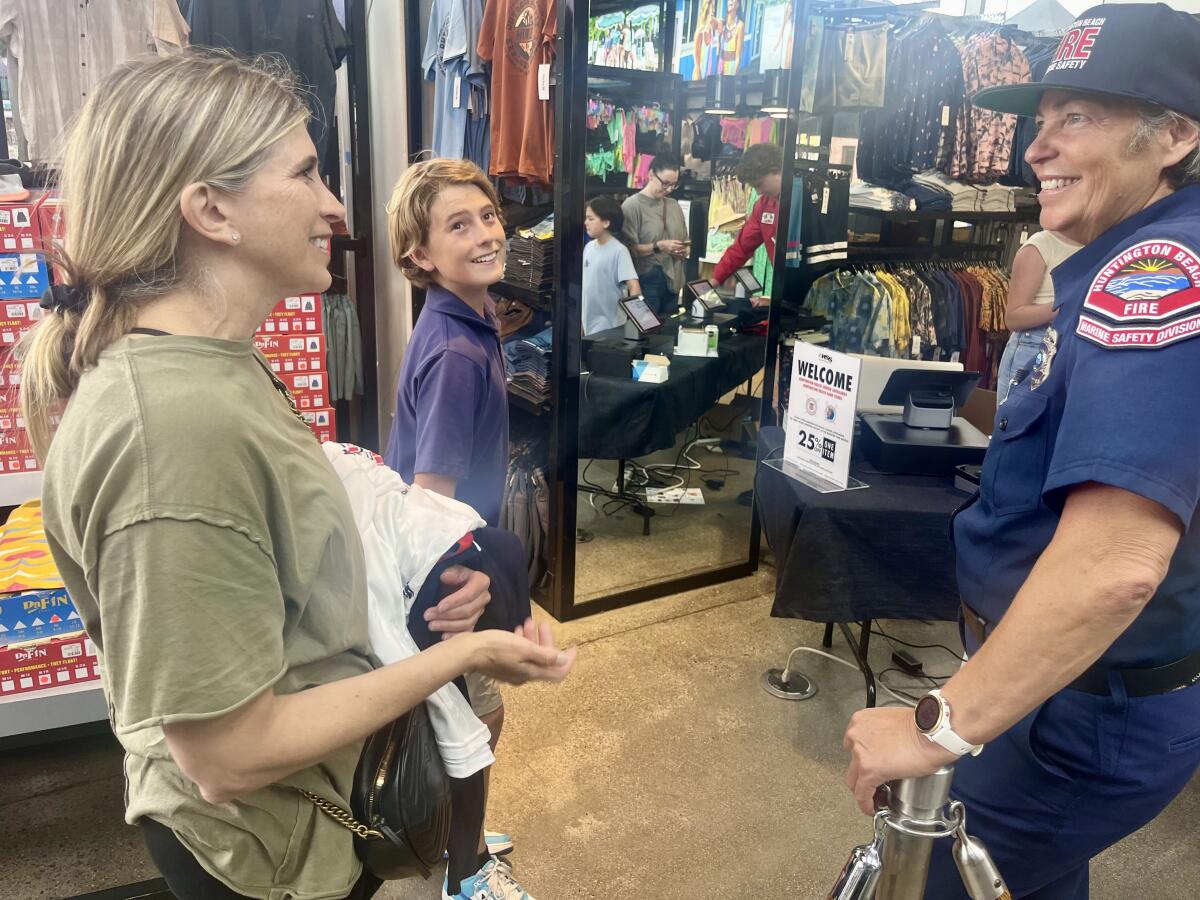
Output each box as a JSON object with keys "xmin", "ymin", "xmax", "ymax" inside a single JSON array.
[
  {"xmin": 877, "ymin": 667, "xmax": 952, "ymax": 707},
  {"xmin": 871, "ymin": 624, "xmax": 966, "ymax": 663},
  {"xmin": 780, "ymin": 648, "xmax": 951, "ymax": 709}
]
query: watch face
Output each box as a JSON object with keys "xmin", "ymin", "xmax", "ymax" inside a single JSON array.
[{"xmin": 915, "ymin": 694, "xmax": 941, "ymax": 732}]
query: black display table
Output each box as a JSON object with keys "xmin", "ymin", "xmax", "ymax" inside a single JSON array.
[
  {"xmin": 755, "ymin": 426, "xmax": 966, "ymax": 705},
  {"xmin": 579, "ymin": 331, "xmax": 766, "ymax": 461}
]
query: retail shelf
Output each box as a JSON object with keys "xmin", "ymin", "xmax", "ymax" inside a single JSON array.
[
  {"xmin": 507, "ymin": 387, "xmax": 550, "ymax": 417},
  {"xmin": 586, "ymin": 64, "xmax": 676, "ymax": 86},
  {"xmin": 491, "ymin": 280, "xmax": 555, "ymax": 312},
  {"xmin": 0, "ymin": 470, "xmax": 42, "ymax": 507},
  {"xmin": 849, "ymin": 206, "xmax": 1040, "ymax": 223},
  {"xmin": 0, "ymin": 679, "xmax": 108, "ymax": 740}
]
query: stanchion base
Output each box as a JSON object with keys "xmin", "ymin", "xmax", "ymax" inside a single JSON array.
[{"xmin": 761, "ymin": 667, "xmax": 818, "ymax": 700}]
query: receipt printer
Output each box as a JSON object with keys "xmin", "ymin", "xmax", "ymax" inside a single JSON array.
[{"xmin": 675, "ymin": 324, "xmax": 719, "ymax": 358}]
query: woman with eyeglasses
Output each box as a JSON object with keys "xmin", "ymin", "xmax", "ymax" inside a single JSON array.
[{"xmin": 621, "ymin": 152, "xmax": 690, "ymax": 317}]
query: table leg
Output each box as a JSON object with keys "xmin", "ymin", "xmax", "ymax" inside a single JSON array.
[
  {"xmin": 617, "ymin": 458, "xmax": 626, "ymax": 495},
  {"xmin": 822, "ymin": 623, "xmax": 834, "ymax": 648},
  {"xmin": 837, "ymin": 620, "xmax": 877, "ymax": 708}
]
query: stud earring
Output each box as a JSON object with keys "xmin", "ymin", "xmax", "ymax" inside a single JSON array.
[{"xmin": 230, "ymin": 231, "xmax": 241, "ymax": 244}]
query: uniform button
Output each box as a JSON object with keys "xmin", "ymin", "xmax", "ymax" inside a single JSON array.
[{"xmin": 999, "ymin": 417, "xmax": 1008, "ymax": 431}]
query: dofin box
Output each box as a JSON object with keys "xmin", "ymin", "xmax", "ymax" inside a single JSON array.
[
  {"xmin": 0, "ymin": 298, "xmax": 43, "ymax": 346},
  {"xmin": 0, "ymin": 202, "xmax": 40, "ymax": 251},
  {"xmin": 281, "ymin": 370, "xmax": 328, "ymax": 410},
  {"xmin": 258, "ymin": 295, "xmax": 323, "ymax": 335},
  {"xmin": 301, "ymin": 407, "xmax": 337, "ymax": 443},
  {"xmin": 0, "ymin": 254, "xmax": 50, "ymax": 300},
  {"xmin": 0, "ymin": 589, "xmax": 81, "ymax": 647},
  {"xmin": 0, "ymin": 633, "xmax": 100, "ymax": 696},
  {"xmin": 254, "ymin": 332, "xmax": 326, "ymax": 374},
  {"xmin": 0, "ymin": 426, "xmax": 37, "ymax": 474}
]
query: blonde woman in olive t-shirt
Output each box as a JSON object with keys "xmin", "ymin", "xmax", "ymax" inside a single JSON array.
[{"xmin": 20, "ymin": 55, "xmax": 574, "ymax": 900}]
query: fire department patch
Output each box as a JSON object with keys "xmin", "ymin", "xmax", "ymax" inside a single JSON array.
[{"xmin": 1078, "ymin": 239, "xmax": 1200, "ymax": 349}]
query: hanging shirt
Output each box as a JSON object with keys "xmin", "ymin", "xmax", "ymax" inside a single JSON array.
[
  {"xmin": 477, "ymin": 0, "xmax": 557, "ymax": 184},
  {"xmin": 188, "ymin": 0, "xmax": 349, "ymax": 172},
  {"xmin": 0, "ymin": 0, "xmax": 158, "ymax": 161},
  {"xmin": 713, "ymin": 193, "xmax": 779, "ymax": 285},
  {"xmin": 950, "ymin": 32, "xmax": 1030, "ymax": 183},
  {"xmin": 424, "ymin": 0, "xmax": 486, "ymax": 159},
  {"xmin": 955, "ymin": 185, "xmax": 1200, "ymax": 669}
]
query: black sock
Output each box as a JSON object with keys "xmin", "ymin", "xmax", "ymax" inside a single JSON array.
[{"xmin": 446, "ymin": 772, "xmax": 487, "ymax": 890}]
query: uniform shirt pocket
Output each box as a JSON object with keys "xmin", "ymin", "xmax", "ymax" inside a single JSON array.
[{"xmin": 982, "ymin": 389, "xmax": 1051, "ymax": 517}]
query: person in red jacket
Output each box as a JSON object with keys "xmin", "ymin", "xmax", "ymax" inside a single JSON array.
[{"xmin": 713, "ymin": 143, "xmax": 783, "ymax": 306}]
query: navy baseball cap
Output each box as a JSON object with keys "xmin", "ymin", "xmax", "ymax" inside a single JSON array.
[{"xmin": 973, "ymin": 4, "xmax": 1200, "ymax": 121}]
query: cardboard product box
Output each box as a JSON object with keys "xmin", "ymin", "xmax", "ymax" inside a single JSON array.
[
  {"xmin": 0, "ymin": 255, "xmax": 50, "ymax": 301},
  {"xmin": 257, "ymin": 294, "xmax": 323, "ymax": 335},
  {"xmin": 0, "ymin": 408, "xmax": 26, "ymax": 431},
  {"xmin": 254, "ymin": 332, "xmax": 326, "ymax": 374},
  {"xmin": 35, "ymin": 197, "xmax": 65, "ymax": 282},
  {"xmin": 301, "ymin": 407, "xmax": 336, "ymax": 443},
  {"xmin": 0, "ymin": 589, "xmax": 80, "ymax": 647},
  {"xmin": 0, "ymin": 632, "xmax": 99, "ymax": 697},
  {"xmin": 0, "ymin": 425, "xmax": 38, "ymax": 473},
  {"xmin": 280, "ymin": 370, "xmax": 328, "ymax": 410},
  {"xmin": 0, "ymin": 201, "xmax": 41, "ymax": 252},
  {"xmin": 0, "ymin": 296, "xmax": 42, "ymax": 346}
]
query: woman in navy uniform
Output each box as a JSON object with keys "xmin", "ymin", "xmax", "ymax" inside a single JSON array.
[{"xmin": 842, "ymin": 6, "xmax": 1200, "ymax": 897}]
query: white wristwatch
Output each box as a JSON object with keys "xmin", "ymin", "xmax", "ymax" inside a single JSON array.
[{"xmin": 914, "ymin": 689, "xmax": 984, "ymax": 757}]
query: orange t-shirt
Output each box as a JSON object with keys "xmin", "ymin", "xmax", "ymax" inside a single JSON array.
[{"xmin": 477, "ymin": 0, "xmax": 557, "ymax": 184}]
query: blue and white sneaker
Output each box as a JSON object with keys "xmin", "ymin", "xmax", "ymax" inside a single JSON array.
[
  {"xmin": 484, "ymin": 829, "xmax": 514, "ymax": 856},
  {"xmin": 442, "ymin": 857, "xmax": 534, "ymax": 900}
]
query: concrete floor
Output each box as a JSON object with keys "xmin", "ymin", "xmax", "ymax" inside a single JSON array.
[
  {"xmin": 1, "ymin": 570, "xmax": 1197, "ymax": 899},
  {"xmin": 574, "ymin": 441, "xmax": 758, "ymax": 603}
]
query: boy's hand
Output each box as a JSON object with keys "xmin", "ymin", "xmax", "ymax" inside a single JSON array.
[{"xmin": 426, "ymin": 566, "xmax": 491, "ymax": 637}]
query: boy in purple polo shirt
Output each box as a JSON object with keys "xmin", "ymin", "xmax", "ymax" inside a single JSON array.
[
  {"xmin": 384, "ymin": 159, "xmax": 534, "ymax": 900},
  {"xmin": 384, "ymin": 163, "xmax": 509, "ymax": 527}
]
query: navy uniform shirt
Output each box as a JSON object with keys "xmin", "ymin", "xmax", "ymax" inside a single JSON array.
[
  {"xmin": 955, "ymin": 185, "xmax": 1200, "ymax": 668},
  {"xmin": 384, "ymin": 285, "xmax": 509, "ymax": 527}
]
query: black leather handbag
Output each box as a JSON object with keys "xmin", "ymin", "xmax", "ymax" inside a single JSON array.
[{"xmin": 303, "ymin": 702, "xmax": 452, "ymax": 881}]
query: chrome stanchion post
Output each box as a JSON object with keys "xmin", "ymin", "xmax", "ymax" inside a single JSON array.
[
  {"xmin": 825, "ymin": 767, "xmax": 1012, "ymax": 900},
  {"xmin": 874, "ymin": 768, "xmax": 955, "ymax": 900}
]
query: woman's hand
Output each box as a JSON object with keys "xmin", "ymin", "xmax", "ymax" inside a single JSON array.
[
  {"xmin": 426, "ymin": 566, "xmax": 491, "ymax": 638},
  {"xmin": 659, "ymin": 239, "xmax": 688, "ymax": 258},
  {"xmin": 462, "ymin": 619, "xmax": 577, "ymax": 685}
]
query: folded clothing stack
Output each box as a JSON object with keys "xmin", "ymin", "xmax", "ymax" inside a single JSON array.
[
  {"xmin": 900, "ymin": 179, "xmax": 953, "ymax": 211},
  {"xmin": 502, "ymin": 325, "xmax": 552, "ymax": 406},
  {"xmin": 850, "ymin": 183, "xmax": 917, "ymax": 212},
  {"xmin": 981, "ymin": 183, "xmax": 1017, "ymax": 212},
  {"xmin": 911, "ymin": 171, "xmax": 988, "ymax": 211},
  {"xmin": 503, "ymin": 215, "xmax": 556, "ymax": 293},
  {"xmin": 1013, "ymin": 187, "xmax": 1039, "ymax": 208}
]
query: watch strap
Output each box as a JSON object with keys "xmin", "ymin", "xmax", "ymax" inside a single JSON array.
[{"xmin": 920, "ymin": 690, "xmax": 984, "ymax": 758}]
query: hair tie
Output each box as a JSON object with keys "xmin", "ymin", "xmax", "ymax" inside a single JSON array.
[{"xmin": 39, "ymin": 283, "xmax": 89, "ymax": 313}]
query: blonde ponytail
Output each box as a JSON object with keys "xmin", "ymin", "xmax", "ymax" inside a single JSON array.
[{"xmin": 17, "ymin": 51, "xmax": 310, "ymax": 460}]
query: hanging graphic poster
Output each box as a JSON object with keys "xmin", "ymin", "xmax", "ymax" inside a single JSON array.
[
  {"xmin": 589, "ymin": 5, "xmax": 662, "ymax": 71},
  {"xmin": 758, "ymin": 0, "xmax": 794, "ymax": 72},
  {"xmin": 674, "ymin": 0, "xmax": 766, "ymax": 80}
]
